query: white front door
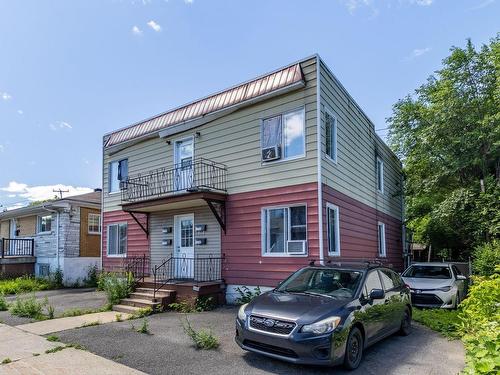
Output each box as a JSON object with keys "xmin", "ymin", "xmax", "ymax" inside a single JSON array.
[
  {"xmin": 174, "ymin": 138, "xmax": 194, "ymax": 191},
  {"xmin": 174, "ymin": 214, "xmax": 194, "ymax": 279}
]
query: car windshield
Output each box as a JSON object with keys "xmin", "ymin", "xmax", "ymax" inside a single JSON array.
[
  {"xmin": 403, "ymin": 265, "xmax": 451, "ymax": 279},
  {"xmin": 276, "ymin": 268, "xmax": 363, "ymax": 299}
]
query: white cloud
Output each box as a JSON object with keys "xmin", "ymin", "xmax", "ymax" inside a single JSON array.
[
  {"xmin": 412, "ymin": 0, "xmax": 433, "ymax": 5},
  {"xmin": 49, "ymin": 121, "xmax": 72, "ymax": 131},
  {"xmin": 469, "ymin": 0, "xmax": 495, "ymax": 10},
  {"xmin": 340, "ymin": 0, "xmax": 434, "ymax": 13},
  {"xmin": 7, "ymin": 194, "xmax": 16, "ymax": 198},
  {"xmin": 410, "ymin": 47, "xmax": 431, "ymax": 59},
  {"xmin": 147, "ymin": 20, "xmax": 162, "ymax": 32},
  {"xmin": 82, "ymin": 158, "xmax": 90, "ymax": 165},
  {"xmin": 17, "ymin": 109, "xmax": 23, "ymax": 115},
  {"xmin": 1, "ymin": 181, "xmax": 93, "ymax": 207},
  {"xmin": 184, "ymin": 0, "xmax": 194, "ymax": 4},
  {"xmin": 0, "ymin": 144, "xmax": 4, "ymax": 153},
  {"xmin": 132, "ymin": 25, "xmax": 143, "ymax": 35},
  {"xmin": 1, "ymin": 92, "xmax": 12, "ymax": 100}
]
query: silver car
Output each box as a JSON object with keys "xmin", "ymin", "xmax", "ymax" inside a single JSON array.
[{"xmin": 402, "ymin": 262, "xmax": 467, "ymax": 309}]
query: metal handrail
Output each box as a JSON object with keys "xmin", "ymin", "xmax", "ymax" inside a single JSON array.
[
  {"xmin": 123, "ymin": 254, "xmax": 150, "ymax": 282},
  {"xmin": 120, "ymin": 158, "xmax": 227, "ymax": 203},
  {"xmin": 1, "ymin": 238, "xmax": 35, "ymax": 258}
]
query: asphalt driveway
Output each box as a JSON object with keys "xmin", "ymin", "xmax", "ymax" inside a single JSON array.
[
  {"xmin": 56, "ymin": 306, "xmax": 465, "ymax": 375},
  {"xmin": 0, "ymin": 288, "xmax": 108, "ymax": 326}
]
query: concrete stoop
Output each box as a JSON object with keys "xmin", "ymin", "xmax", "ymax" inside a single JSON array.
[{"xmin": 112, "ymin": 287, "xmax": 176, "ymax": 314}]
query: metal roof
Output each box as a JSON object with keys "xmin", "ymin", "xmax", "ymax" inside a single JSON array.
[{"xmin": 104, "ymin": 63, "xmax": 304, "ymax": 148}]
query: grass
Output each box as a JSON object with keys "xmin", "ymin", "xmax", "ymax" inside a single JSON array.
[
  {"xmin": 128, "ymin": 307, "xmax": 153, "ymax": 320},
  {"xmin": 79, "ymin": 320, "xmax": 101, "ymax": 328},
  {"xmin": 1, "ymin": 358, "xmax": 12, "ymax": 364},
  {"xmin": 412, "ymin": 308, "xmax": 461, "ymax": 339},
  {"xmin": 9, "ymin": 294, "xmax": 46, "ymax": 320},
  {"xmin": 46, "ymin": 335, "xmax": 59, "ymax": 342},
  {"xmin": 45, "ymin": 346, "xmax": 66, "ymax": 354},
  {"xmin": 0, "ymin": 276, "xmax": 52, "ymax": 295},
  {"xmin": 59, "ymin": 305, "xmax": 110, "ymax": 318}
]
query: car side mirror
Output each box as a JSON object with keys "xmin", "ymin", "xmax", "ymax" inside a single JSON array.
[
  {"xmin": 369, "ymin": 289, "xmax": 385, "ymax": 300},
  {"xmin": 456, "ymin": 275, "xmax": 467, "ymax": 281}
]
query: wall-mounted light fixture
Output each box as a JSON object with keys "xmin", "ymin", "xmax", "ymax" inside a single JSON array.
[
  {"xmin": 195, "ymin": 132, "xmax": 201, "ymax": 138},
  {"xmin": 166, "ymin": 140, "xmax": 171, "ymax": 145}
]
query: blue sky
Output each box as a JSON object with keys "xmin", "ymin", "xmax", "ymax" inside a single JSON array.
[{"xmin": 0, "ymin": 0, "xmax": 498, "ymax": 209}]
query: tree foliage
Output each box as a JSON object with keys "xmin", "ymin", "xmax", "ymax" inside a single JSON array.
[{"xmin": 388, "ymin": 35, "xmax": 500, "ymax": 259}]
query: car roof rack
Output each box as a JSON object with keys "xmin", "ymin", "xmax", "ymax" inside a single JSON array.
[{"xmin": 307, "ymin": 258, "xmax": 386, "ymax": 268}]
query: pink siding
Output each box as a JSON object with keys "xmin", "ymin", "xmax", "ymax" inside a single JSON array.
[
  {"xmin": 322, "ymin": 184, "xmax": 404, "ymax": 270},
  {"xmin": 102, "ymin": 210, "xmax": 149, "ymax": 271},
  {"xmin": 222, "ymin": 182, "xmax": 319, "ymax": 287}
]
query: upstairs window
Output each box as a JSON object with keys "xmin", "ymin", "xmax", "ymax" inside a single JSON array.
[
  {"xmin": 325, "ymin": 110, "xmax": 337, "ymax": 162},
  {"xmin": 88, "ymin": 213, "xmax": 101, "ymax": 234},
  {"xmin": 377, "ymin": 222, "xmax": 386, "ymax": 257},
  {"xmin": 376, "ymin": 157, "xmax": 384, "ymax": 193},
  {"xmin": 37, "ymin": 215, "xmax": 52, "ymax": 234},
  {"xmin": 262, "ymin": 205, "xmax": 307, "ymax": 255},
  {"xmin": 109, "ymin": 159, "xmax": 128, "ymax": 193},
  {"xmin": 261, "ymin": 108, "xmax": 305, "ymax": 162}
]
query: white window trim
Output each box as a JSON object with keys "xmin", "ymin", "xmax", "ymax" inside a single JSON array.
[
  {"xmin": 37, "ymin": 215, "xmax": 53, "ymax": 235},
  {"xmin": 260, "ymin": 106, "xmax": 306, "ymax": 164},
  {"xmin": 108, "ymin": 158, "xmax": 128, "ymax": 194},
  {"xmin": 376, "ymin": 156, "xmax": 384, "ymax": 194},
  {"xmin": 326, "ymin": 202, "xmax": 340, "ymax": 256},
  {"xmin": 325, "ymin": 109, "xmax": 338, "ymax": 164},
  {"xmin": 107, "ymin": 222, "xmax": 127, "ymax": 258},
  {"xmin": 88, "ymin": 213, "xmax": 101, "ymax": 235},
  {"xmin": 377, "ymin": 221, "xmax": 386, "ymax": 257},
  {"xmin": 261, "ymin": 204, "xmax": 308, "ymax": 257}
]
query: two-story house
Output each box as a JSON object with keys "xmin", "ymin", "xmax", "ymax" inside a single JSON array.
[{"xmin": 101, "ymin": 55, "xmax": 404, "ymax": 304}]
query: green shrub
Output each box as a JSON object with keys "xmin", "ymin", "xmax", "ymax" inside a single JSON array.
[
  {"xmin": 97, "ymin": 272, "xmax": 132, "ymax": 305},
  {"xmin": 182, "ymin": 317, "xmax": 219, "ymax": 350},
  {"xmin": 0, "ymin": 294, "xmax": 8, "ymax": 311},
  {"xmin": 472, "ymin": 241, "xmax": 500, "ymax": 276},
  {"xmin": 412, "ymin": 308, "xmax": 461, "ymax": 339},
  {"xmin": 9, "ymin": 294, "xmax": 46, "ymax": 319},
  {"xmin": 50, "ymin": 268, "xmax": 64, "ymax": 288},
  {"xmin": 234, "ymin": 286, "xmax": 261, "ymax": 305},
  {"xmin": 0, "ymin": 276, "xmax": 51, "ymax": 295},
  {"xmin": 459, "ymin": 269, "xmax": 500, "ymax": 374},
  {"xmin": 83, "ymin": 265, "xmax": 99, "ymax": 287},
  {"xmin": 195, "ymin": 296, "xmax": 216, "ymax": 311}
]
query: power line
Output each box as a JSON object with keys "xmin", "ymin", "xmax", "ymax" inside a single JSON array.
[{"xmin": 53, "ymin": 189, "xmax": 69, "ymax": 199}]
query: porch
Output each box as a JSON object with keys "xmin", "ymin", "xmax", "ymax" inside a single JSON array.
[{"xmin": 0, "ymin": 238, "xmax": 36, "ymax": 278}]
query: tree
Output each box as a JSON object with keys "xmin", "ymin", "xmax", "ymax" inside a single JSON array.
[{"xmin": 388, "ymin": 35, "xmax": 500, "ymax": 260}]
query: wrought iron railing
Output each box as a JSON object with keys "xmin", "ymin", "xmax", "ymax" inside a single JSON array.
[
  {"xmin": 152, "ymin": 255, "xmax": 223, "ymax": 301},
  {"xmin": 0, "ymin": 238, "xmax": 35, "ymax": 258},
  {"xmin": 120, "ymin": 158, "xmax": 227, "ymax": 203},
  {"xmin": 123, "ymin": 254, "xmax": 150, "ymax": 282}
]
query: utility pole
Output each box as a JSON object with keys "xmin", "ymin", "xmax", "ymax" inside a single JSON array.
[{"xmin": 53, "ymin": 189, "xmax": 69, "ymax": 199}]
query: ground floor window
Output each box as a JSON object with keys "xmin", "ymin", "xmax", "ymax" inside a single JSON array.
[
  {"xmin": 262, "ymin": 205, "xmax": 307, "ymax": 255},
  {"xmin": 37, "ymin": 215, "xmax": 52, "ymax": 233},
  {"xmin": 377, "ymin": 222, "xmax": 386, "ymax": 257},
  {"xmin": 88, "ymin": 213, "xmax": 101, "ymax": 234},
  {"xmin": 107, "ymin": 223, "xmax": 127, "ymax": 257},
  {"xmin": 326, "ymin": 203, "xmax": 340, "ymax": 256}
]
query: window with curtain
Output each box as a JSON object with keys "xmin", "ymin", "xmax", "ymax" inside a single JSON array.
[{"xmin": 262, "ymin": 205, "xmax": 307, "ymax": 255}]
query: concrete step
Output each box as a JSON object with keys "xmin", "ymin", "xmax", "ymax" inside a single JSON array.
[
  {"xmin": 112, "ymin": 304, "xmax": 143, "ymax": 314},
  {"xmin": 135, "ymin": 287, "xmax": 175, "ymax": 296},
  {"xmin": 121, "ymin": 298, "xmax": 161, "ymax": 309}
]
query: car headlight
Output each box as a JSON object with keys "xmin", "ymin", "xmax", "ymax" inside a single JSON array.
[
  {"xmin": 237, "ymin": 303, "xmax": 248, "ymax": 321},
  {"xmin": 436, "ymin": 286, "xmax": 452, "ymax": 292},
  {"xmin": 301, "ymin": 316, "xmax": 341, "ymax": 335}
]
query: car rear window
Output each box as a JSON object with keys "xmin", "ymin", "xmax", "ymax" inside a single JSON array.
[{"xmin": 402, "ymin": 265, "xmax": 451, "ymax": 279}]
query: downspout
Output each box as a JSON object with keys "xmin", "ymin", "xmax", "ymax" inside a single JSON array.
[
  {"xmin": 101, "ymin": 137, "xmax": 105, "ymax": 271},
  {"xmin": 316, "ymin": 55, "xmax": 324, "ymax": 265},
  {"xmin": 41, "ymin": 206, "xmax": 60, "ymax": 270}
]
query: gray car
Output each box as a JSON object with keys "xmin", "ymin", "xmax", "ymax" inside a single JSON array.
[{"xmin": 235, "ymin": 262, "xmax": 411, "ymax": 370}]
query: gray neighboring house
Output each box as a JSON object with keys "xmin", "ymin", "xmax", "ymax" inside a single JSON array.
[{"xmin": 0, "ymin": 190, "xmax": 102, "ymax": 283}]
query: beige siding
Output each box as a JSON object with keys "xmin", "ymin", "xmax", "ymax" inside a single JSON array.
[
  {"xmin": 319, "ymin": 59, "xmax": 403, "ymax": 220},
  {"xmin": 17, "ymin": 216, "xmax": 37, "ymax": 236},
  {"xmin": 103, "ymin": 58, "xmax": 318, "ymax": 212},
  {"xmin": 0, "ymin": 220, "xmax": 9, "ymax": 238},
  {"xmin": 149, "ymin": 205, "xmax": 221, "ymax": 268}
]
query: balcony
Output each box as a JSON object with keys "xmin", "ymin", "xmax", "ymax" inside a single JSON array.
[{"xmin": 120, "ymin": 158, "xmax": 227, "ymax": 204}]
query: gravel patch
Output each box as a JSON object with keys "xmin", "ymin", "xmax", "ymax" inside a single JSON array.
[{"xmin": 56, "ymin": 306, "xmax": 465, "ymax": 375}]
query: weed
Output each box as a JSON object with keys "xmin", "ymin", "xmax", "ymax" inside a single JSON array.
[
  {"xmin": 412, "ymin": 308, "xmax": 461, "ymax": 339},
  {"xmin": 32, "ymin": 353, "xmax": 40, "ymax": 357},
  {"xmin": 46, "ymin": 335, "xmax": 59, "ymax": 342},
  {"xmin": 1, "ymin": 358, "xmax": 11, "ymax": 364},
  {"xmin": 234, "ymin": 286, "xmax": 261, "ymax": 305},
  {"xmin": 45, "ymin": 346, "xmax": 66, "ymax": 354},
  {"xmin": 66, "ymin": 343, "xmax": 86, "ymax": 350},
  {"xmin": 46, "ymin": 304, "xmax": 55, "ymax": 319},
  {"xmin": 97, "ymin": 272, "xmax": 132, "ymax": 305},
  {"xmin": 169, "ymin": 301, "xmax": 196, "ymax": 313},
  {"xmin": 59, "ymin": 305, "xmax": 110, "ymax": 318},
  {"xmin": 83, "ymin": 265, "xmax": 99, "ymax": 288},
  {"xmin": 80, "ymin": 320, "xmax": 100, "ymax": 328},
  {"xmin": 129, "ymin": 307, "xmax": 153, "ymax": 319},
  {"xmin": 115, "ymin": 313, "xmax": 123, "ymax": 322},
  {"xmin": 9, "ymin": 294, "xmax": 46, "ymax": 320},
  {"xmin": 136, "ymin": 318, "xmax": 150, "ymax": 334},
  {"xmin": 70, "ymin": 278, "xmax": 81, "ymax": 288},
  {"xmin": 50, "ymin": 268, "xmax": 64, "ymax": 288},
  {"xmin": 170, "ymin": 296, "xmax": 216, "ymax": 313},
  {"xmin": 0, "ymin": 276, "xmax": 51, "ymax": 295},
  {"xmin": 0, "ymin": 294, "xmax": 8, "ymax": 311},
  {"xmin": 182, "ymin": 317, "xmax": 219, "ymax": 350}
]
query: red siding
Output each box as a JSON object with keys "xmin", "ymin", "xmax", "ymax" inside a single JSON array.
[
  {"xmin": 102, "ymin": 210, "xmax": 149, "ymax": 271},
  {"xmin": 222, "ymin": 182, "xmax": 319, "ymax": 287},
  {"xmin": 322, "ymin": 184, "xmax": 403, "ymax": 270}
]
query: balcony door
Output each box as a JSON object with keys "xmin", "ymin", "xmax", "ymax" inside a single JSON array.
[
  {"xmin": 174, "ymin": 137, "xmax": 194, "ymax": 192},
  {"xmin": 174, "ymin": 214, "xmax": 195, "ymax": 279}
]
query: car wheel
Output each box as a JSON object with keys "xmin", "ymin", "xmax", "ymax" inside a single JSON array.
[
  {"xmin": 453, "ymin": 293, "xmax": 460, "ymax": 309},
  {"xmin": 399, "ymin": 307, "xmax": 412, "ymax": 336},
  {"xmin": 343, "ymin": 327, "xmax": 364, "ymax": 370}
]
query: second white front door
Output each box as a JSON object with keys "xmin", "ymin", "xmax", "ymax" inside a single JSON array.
[
  {"xmin": 174, "ymin": 137, "xmax": 194, "ymax": 191},
  {"xmin": 174, "ymin": 214, "xmax": 194, "ymax": 279}
]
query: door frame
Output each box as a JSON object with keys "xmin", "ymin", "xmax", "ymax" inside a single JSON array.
[
  {"xmin": 173, "ymin": 213, "xmax": 195, "ymax": 279},
  {"xmin": 173, "ymin": 136, "xmax": 195, "ymax": 192}
]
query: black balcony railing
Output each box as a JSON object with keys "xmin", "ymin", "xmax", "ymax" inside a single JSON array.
[
  {"xmin": 0, "ymin": 238, "xmax": 35, "ymax": 258},
  {"xmin": 120, "ymin": 158, "xmax": 227, "ymax": 203}
]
